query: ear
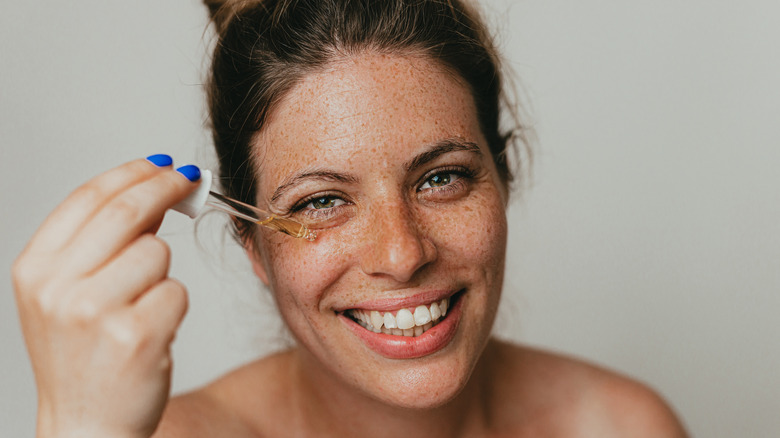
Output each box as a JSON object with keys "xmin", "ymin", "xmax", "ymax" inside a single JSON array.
[{"xmin": 243, "ymin": 237, "xmax": 270, "ymax": 287}]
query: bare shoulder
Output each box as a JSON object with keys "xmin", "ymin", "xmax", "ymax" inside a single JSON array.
[
  {"xmin": 152, "ymin": 350, "xmax": 297, "ymax": 438},
  {"xmin": 486, "ymin": 340, "xmax": 688, "ymax": 437},
  {"xmin": 151, "ymin": 389, "xmax": 253, "ymax": 438}
]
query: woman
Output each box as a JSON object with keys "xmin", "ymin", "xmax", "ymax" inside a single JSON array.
[{"xmin": 13, "ymin": 0, "xmax": 688, "ymax": 436}]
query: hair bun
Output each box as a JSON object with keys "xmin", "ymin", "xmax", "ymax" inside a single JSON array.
[{"xmin": 203, "ymin": 0, "xmax": 251, "ymax": 34}]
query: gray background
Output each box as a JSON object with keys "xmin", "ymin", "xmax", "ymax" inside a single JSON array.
[{"xmin": 2, "ymin": 1, "xmax": 778, "ymax": 436}]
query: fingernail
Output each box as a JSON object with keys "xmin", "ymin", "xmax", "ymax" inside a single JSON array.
[
  {"xmin": 146, "ymin": 154, "xmax": 173, "ymax": 167},
  {"xmin": 176, "ymin": 164, "xmax": 201, "ymax": 182}
]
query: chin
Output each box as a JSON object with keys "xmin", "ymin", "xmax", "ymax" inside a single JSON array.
[{"xmin": 365, "ymin": 357, "xmax": 478, "ymax": 410}]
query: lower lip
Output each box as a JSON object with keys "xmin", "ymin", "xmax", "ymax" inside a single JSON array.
[{"xmin": 340, "ymin": 294, "xmax": 463, "ymax": 360}]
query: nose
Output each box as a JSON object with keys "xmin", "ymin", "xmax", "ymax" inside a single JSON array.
[{"xmin": 359, "ymin": 202, "xmax": 437, "ymax": 283}]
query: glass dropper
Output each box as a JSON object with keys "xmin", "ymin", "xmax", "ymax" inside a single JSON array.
[{"xmin": 171, "ymin": 169, "xmax": 316, "ymax": 241}]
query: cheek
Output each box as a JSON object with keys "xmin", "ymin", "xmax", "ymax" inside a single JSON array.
[
  {"xmin": 425, "ymin": 189, "xmax": 507, "ymax": 330},
  {"xmin": 258, "ymin": 225, "xmax": 358, "ymax": 312},
  {"xmin": 428, "ymin": 191, "xmax": 508, "ymax": 267}
]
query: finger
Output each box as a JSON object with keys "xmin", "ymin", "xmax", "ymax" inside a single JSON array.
[
  {"xmin": 147, "ymin": 218, "xmax": 165, "ymax": 236},
  {"xmin": 25, "ymin": 157, "xmax": 173, "ymax": 256},
  {"xmin": 132, "ymin": 278, "xmax": 189, "ymax": 349},
  {"xmin": 79, "ymin": 233, "xmax": 170, "ymax": 309},
  {"xmin": 63, "ymin": 165, "xmax": 200, "ymax": 275}
]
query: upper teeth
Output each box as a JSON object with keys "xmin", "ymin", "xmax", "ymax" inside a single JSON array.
[{"xmin": 347, "ymin": 298, "xmax": 450, "ymax": 337}]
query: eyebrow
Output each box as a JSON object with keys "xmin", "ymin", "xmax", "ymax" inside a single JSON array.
[
  {"xmin": 270, "ymin": 169, "xmax": 359, "ymax": 203},
  {"xmin": 404, "ymin": 138, "xmax": 482, "ymax": 172},
  {"xmin": 269, "ymin": 138, "xmax": 482, "ymax": 203}
]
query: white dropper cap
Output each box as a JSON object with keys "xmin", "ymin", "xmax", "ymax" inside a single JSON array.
[{"xmin": 172, "ymin": 169, "xmax": 212, "ymax": 218}]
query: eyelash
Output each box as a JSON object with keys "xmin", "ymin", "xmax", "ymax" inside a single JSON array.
[
  {"xmin": 417, "ymin": 166, "xmax": 475, "ymax": 196},
  {"xmin": 291, "ymin": 191, "xmax": 349, "ymax": 220},
  {"xmin": 289, "ymin": 166, "xmax": 476, "ymax": 218}
]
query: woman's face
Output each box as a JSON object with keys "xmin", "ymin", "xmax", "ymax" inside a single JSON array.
[{"xmin": 248, "ymin": 53, "xmax": 508, "ymax": 408}]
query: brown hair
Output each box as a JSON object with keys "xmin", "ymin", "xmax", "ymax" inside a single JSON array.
[{"xmin": 203, "ymin": 0, "xmax": 526, "ymax": 242}]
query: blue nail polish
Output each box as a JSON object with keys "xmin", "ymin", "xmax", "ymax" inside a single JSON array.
[
  {"xmin": 176, "ymin": 164, "xmax": 201, "ymax": 182},
  {"xmin": 146, "ymin": 154, "xmax": 173, "ymax": 167}
]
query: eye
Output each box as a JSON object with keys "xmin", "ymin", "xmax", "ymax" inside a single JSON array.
[
  {"xmin": 308, "ymin": 196, "xmax": 345, "ymax": 210},
  {"xmin": 421, "ymin": 172, "xmax": 456, "ymax": 189},
  {"xmin": 288, "ymin": 192, "xmax": 354, "ymax": 230},
  {"xmin": 416, "ymin": 166, "xmax": 476, "ymax": 202},
  {"xmin": 419, "ymin": 170, "xmax": 466, "ymax": 191}
]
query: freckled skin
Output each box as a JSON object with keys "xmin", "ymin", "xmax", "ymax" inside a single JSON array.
[{"xmin": 247, "ymin": 53, "xmax": 508, "ymax": 409}]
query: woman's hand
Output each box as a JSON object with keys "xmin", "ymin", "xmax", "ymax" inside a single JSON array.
[{"xmin": 12, "ymin": 156, "xmax": 201, "ymax": 438}]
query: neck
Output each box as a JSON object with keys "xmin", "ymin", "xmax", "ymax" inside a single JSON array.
[{"xmin": 289, "ymin": 342, "xmax": 497, "ymax": 438}]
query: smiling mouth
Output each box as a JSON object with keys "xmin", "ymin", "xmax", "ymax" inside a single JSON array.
[{"xmin": 344, "ymin": 292, "xmax": 460, "ymax": 337}]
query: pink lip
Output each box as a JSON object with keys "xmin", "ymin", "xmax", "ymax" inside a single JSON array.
[
  {"xmin": 340, "ymin": 293, "xmax": 463, "ymax": 359},
  {"xmin": 334, "ymin": 289, "xmax": 457, "ymax": 312}
]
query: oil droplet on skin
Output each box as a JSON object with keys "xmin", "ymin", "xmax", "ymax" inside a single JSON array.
[{"xmin": 258, "ymin": 216, "xmax": 317, "ymax": 241}]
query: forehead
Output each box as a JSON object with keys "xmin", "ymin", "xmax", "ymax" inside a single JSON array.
[{"xmin": 253, "ymin": 53, "xmax": 484, "ymax": 189}]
